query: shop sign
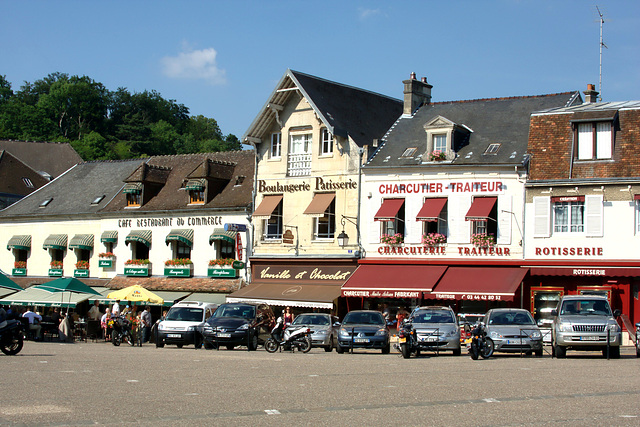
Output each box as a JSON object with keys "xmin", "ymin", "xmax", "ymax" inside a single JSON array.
[
  {"xmin": 377, "ymin": 246, "xmax": 511, "ymax": 256},
  {"xmin": 236, "ymin": 233, "xmax": 243, "ymax": 260},
  {"xmin": 208, "ymin": 267, "xmax": 237, "ymax": 278},
  {"xmin": 232, "ymin": 260, "xmax": 245, "ymax": 270},
  {"xmin": 342, "ymin": 290, "xmax": 421, "ymax": 298},
  {"xmin": 378, "ymin": 181, "xmax": 504, "ymax": 195},
  {"xmin": 257, "ymin": 177, "xmax": 357, "ymax": 194},
  {"xmin": 225, "ymin": 223, "xmax": 247, "ymax": 232},
  {"xmin": 282, "ymin": 230, "xmax": 295, "ymax": 244},
  {"xmin": 436, "ymin": 293, "xmax": 502, "ymax": 301},
  {"xmin": 99, "ymin": 259, "xmax": 114, "ymax": 268},
  {"xmin": 124, "ymin": 266, "xmax": 150, "ymax": 277},
  {"xmin": 164, "ymin": 267, "xmax": 192, "ymax": 278},
  {"xmin": 117, "ymin": 215, "xmax": 223, "ymax": 228},
  {"xmin": 12, "ymin": 268, "xmax": 26, "ymax": 276},
  {"xmin": 48, "ymin": 268, "xmax": 63, "ymax": 277},
  {"xmin": 74, "ymin": 269, "xmax": 89, "ymax": 278},
  {"xmin": 534, "ymin": 247, "xmax": 604, "ymax": 257},
  {"xmin": 256, "ymin": 265, "xmax": 354, "ymax": 283}
]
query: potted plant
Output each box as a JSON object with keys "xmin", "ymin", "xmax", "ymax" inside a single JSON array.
[
  {"xmin": 164, "ymin": 258, "xmax": 193, "ymax": 277},
  {"xmin": 124, "ymin": 259, "xmax": 151, "ymax": 277},
  {"xmin": 380, "ymin": 233, "xmax": 404, "ymax": 246},
  {"xmin": 14, "ymin": 261, "xmax": 27, "ymax": 269},
  {"xmin": 49, "ymin": 260, "xmax": 63, "ymax": 277},
  {"xmin": 74, "ymin": 260, "xmax": 90, "ymax": 278},
  {"xmin": 429, "ymin": 150, "xmax": 446, "ymax": 161},
  {"xmin": 208, "ymin": 258, "xmax": 237, "ymax": 278},
  {"xmin": 471, "ymin": 233, "xmax": 496, "ymax": 248},
  {"xmin": 99, "ymin": 252, "xmax": 115, "ymax": 258},
  {"xmin": 422, "ymin": 233, "xmax": 447, "ymax": 246},
  {"xmin": 99, "ymin": 252, "xmax": 115, "ymax": 268},
  {"xmin": 75, "ymin": 260, "xmax": 90, "ymax": 269},
  {"xmin": 50, "ymin": 260, "xmax": 63, "ymax": 268},
  {"xmin": 13, "ymin": 261, "xmax": 27, "ymax": 276}
]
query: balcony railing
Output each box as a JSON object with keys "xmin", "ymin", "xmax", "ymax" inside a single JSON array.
[{"xmin": 287, "ymin": 153, "xmax": 311, "ymax": 177}]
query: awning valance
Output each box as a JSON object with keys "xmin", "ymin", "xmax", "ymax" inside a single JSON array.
[
  {"xmin": 303, "ymin": 193, "xmax": 335, "ymax": 217},
  {"xmin": 165, "ymin": 229, "xmax": 194, "ymax": 247},
  {"xmin": 416, "ymin": 197, "xmax": 447, "ymax": 222},
  {"xmin": 69, "ymin": 234, "xmax": 94, "ymax": 251},
  {"xmin": 374, "ymin": 199, "xmax": 405, "ymax": 221},
  {"xmin": 125, "ymin": 230, "xmax": 152, "ymax": 247},
  {"xmin": 341, "ymin": 265, "xmax": 447, "ymax": 299},
  {"xmin": 209, "ymin": 229, "xmax": 237, "ymax": 244},
  {"xmin": 7, "ymin": 235, "xmax": 31, "ymax": 251},
  {"xmin": 185, "ymin": 179, "xmax": 206, "ymax": 191},
  {"xmin": 529, "ymin": 266, "xmax": 640, "ymax": 277},
  {"xmin": 253, "ymin": 195, "xmax": 283, "ymax": 219},
  {"xmin": 100, "ymin": 230, "xmax": 118, "ymax": 243},
  {"xmin": 43, "ymin": 234, "xmax": 68, "ymax": 250},
  {"xmin": 426, "ymin": 267, "xmax": 528, "ymax": 302},
  {"xmin": 227, "ymin": 283, "xmax": 340, "ymax": 309},
  {"xmin": 465, "ymin": 197, "xmax": 497, "ymax": 221},
  {"xmin": 122, "ymin": 182, "xmax": 143, "ymax": 194},
  {"xmin": 0, "ymin": 286, "xmax": 92, "ymax": 308}
]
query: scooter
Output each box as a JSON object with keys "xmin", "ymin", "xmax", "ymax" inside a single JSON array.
[
  {"xmin": 111, "ymin": 316, "xmax": 134, "ymax": 346},
  {"xmin": 265, "ymin": 316, "xmax": 312, "ymax": 353},
  {"xmin": 468, "ymin": 322, "xmax": 493, "ymax": 360},
  {"xmin": 0, "ymin": 308, "xmax": 24, "ymax": 355}
]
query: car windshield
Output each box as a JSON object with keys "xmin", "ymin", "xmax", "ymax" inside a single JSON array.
[
  {"xmin": 489, "ymin": 311, "xmax": 535, "ymax": 325},
  {"xmin": 343, "ymin": 312, "xmax": 385, "ymax": 326},
  {"xmin": 212, "ymin": 304, "xmax": 256, "ymax": 320},
  {"xmin": 561, "ymin": 299, "xmax": 612, "ymax": 316},
  {"xmin": 165, "ymin": 307, "xmax": 203, "ymax": 322},
  {"xmin": 413, "ymin": 310, "xmax": 455, "ymax": 324},
  {"xmin": 292, "ymin": 314, "xmax": 330, "ymax": 326}
]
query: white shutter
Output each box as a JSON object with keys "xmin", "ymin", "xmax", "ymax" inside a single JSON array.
[
  {"xmin": 533, "ymin": 196, "xmax": 551, "ymax": 238},
  {"xmin": 448, "ymin": 195, "xmax": 471, "ymax": 244},
  {"xmin": 368, "ymin": 199, "xmax": 381, "ymax": 244},
  {"xmin": 405, "ymin": 197, "xmax": 422, "ymax": 244},
  {"xmin": 596, "ymin": 122, "xmax": 612, "ymax": 159},
  {"xmin": 497, "ymin": 195, "xmax": 512, "ymax": 245},
  {"xmin": 577, "ymin": 123, "xmax": 593, "ymax": 160},
  {"xmin": 585, "ymin": 194, "xmax": 604, "ymax": 237}
]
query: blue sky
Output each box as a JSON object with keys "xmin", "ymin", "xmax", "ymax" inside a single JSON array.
[{"xmin": 2, "ymin": 1, "xmax": 639, "ymax": 139}]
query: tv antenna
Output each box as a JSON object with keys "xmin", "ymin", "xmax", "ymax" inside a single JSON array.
[{"xmin": 596, "ymin": 5, "xmax": 608, "ymax": 102}]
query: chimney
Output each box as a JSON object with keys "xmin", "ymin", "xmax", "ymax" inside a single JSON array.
[
  {"xmin": 584, "ymin": 84, "xmax": 599, "ymax": 103},
  {"xmin": 403, "ymin": 73, "xmax": 432, "ymax": 115}
]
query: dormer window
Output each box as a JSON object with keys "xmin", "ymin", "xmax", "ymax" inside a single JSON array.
[
  {"xmin": 126, "ymin": 193, "xmax": 141, "ymax": 207},
  {"xmin": 576, "ymin": 122, "xmax": 613, "ymax": 160},
  {"xmin": 186, "ymin": 179, "xmax": 206, "ymax": 204},
  {"xmin": 123, "ymin": 182, "xmax": 143, "ymax": 207},
  {"xmin": 433, "ymin": 134, "xmax": 447, "ymax": 153},
  {"xmin": 484, "ymin": 143, "xmax": 501, "ymax": 155},
  {"xmin": 190, "ymin": 189, "xmax": 205, "ymax": 204}
]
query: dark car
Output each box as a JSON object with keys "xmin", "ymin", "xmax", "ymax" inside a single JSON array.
[
  {"xmin": 200, "ymin": 303, "xmax": 274, "ymax": 351},
  {"xmin": 337, "ymin": 310, "xmax": 390, "ymax": 354}
]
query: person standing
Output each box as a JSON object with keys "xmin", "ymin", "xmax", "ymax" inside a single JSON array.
[
  {"xmin": 22, "ymin": 306, "xmax": 42, "ymax": 340},
  {"xmin": 140, "ymin": 306, "xmax": 152, "ymax": 344},
  {"xmin": 112, "ymin": 300, "xmax": 121, "ymax": 317},
  {"xmin": 88, "ymin": 301, "xmax": 101, "ymax": 321},
  {"xmin": 283, "ymin": 307, "xmax": 294, "ymax": 325}
]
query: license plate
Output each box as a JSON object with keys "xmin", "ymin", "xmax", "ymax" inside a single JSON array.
[
  {"xmin": 581, "ymin": 336, "xmax": 599, "ymax": 341},
  {"xmin": 506, "ymin": 339, "xmax": 521, "ymax": 344},
  {"xmin": 217, "ymin": 333, "xmax": 231, "ymax": 338},
  {"xmin": 167, "ymin": 334, "xmax": 181, "ymax": 338},
  {"xmin": 354, "ymin": 338, "xmax": 369, "ymax": 343},
  {"xmin": 421, "ymin": 337, "xmax": 437, "ymax": 342},
  {"xmin": 398, "ymin": 337, "xmax": 407, "ymax": 343}
]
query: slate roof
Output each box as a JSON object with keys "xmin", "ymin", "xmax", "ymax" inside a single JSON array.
[
  {"xmin": 0, "ymin": 150, "xmax": 49, "ymax": 197},
  {"xmin": 244, "ymin": 69, "xmax": 403, "ymax": 147},
  {"xmin": 532, "ymin": 100, "xmax": 640, "ymax": 116},
  {"xmin": 367, "ymin": 92, "xmax": 582, "ymax": 168},
  {"xmin": 0, "ymin": 140, "xmax": 83, "ymax": 179}
]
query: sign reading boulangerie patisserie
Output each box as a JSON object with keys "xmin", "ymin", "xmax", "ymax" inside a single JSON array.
[{"xmin": 252, "ymin": 264, "xmax": 355, "ymax": 284}]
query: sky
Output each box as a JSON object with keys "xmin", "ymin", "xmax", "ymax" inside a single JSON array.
[{"xmin": 2, "ymin": 1, "xmax": 639, "ymax": 139}]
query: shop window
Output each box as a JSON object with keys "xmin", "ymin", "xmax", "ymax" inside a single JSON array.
[
  {"xmin": 270, "ymin": 132, "xmax": 281, "ymax": 158},
  {"xmin": 216, "ymin": 240, "xmax": 235, "ymax": 259},
  {"xmin": 76, "ymin": 249, "xmax": 90, "ymax": 263},
  {"xmin": 126, "ymin": 193, "xmax": 141, "ymax": 207},
  {"xmin": 423, "ymin": 201, "xmax": 448, "ymax": 237},
  {"xmin": 173, "ymin": 241, "xmax": 191, "ymax": 260},
  {"xmin": 553, "ymin": 201, "xmax": 584, "ymax": 233},
  {"xmin": 531, "ymin": 289, "xmax": 563, "ymax": 329},
  {"xmin": 575, "ymin": 121, "xmax": 613, "ymax": 160},
  {"xmin": 15, "ymin": 249, "xmax": 28, "ymax": 263},
  {"xmin": 320, "ymin": 129, "xmax": 333, "ymax": 155},
  {"xmin": 314, "ymin": 198, "xmax": 335, "ymax": 240},
  {"xmin": 189, "ymin": 189, "xmax": 205, "ymax": 204},
  {"xmin": 264, "ymin": 199, "xmax": 283, "ymax": 240}
]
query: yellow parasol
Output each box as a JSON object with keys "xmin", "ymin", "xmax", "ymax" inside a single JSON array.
[{"xmin": 107, "ymin": 285, "xmax": 164, "ymax": 305}]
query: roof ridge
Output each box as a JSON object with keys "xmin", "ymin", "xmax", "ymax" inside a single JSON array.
[{"xmin": 432, "ymin": 91, "xmax": 579, "ymax": 105}]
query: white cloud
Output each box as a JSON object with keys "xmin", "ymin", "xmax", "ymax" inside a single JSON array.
[
  {"xmin": 161, "ymin": 47, "xmax": 226, "ymax": 85},
  {"xmin": 358, "ymin": 8, "xmax": 381, "ymax": 20}
]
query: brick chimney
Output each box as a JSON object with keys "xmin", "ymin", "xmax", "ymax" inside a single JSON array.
[
  {"xmin": 583, "ymin": 84, "xmax": 599, "ymax": 103},
  {"xmin": 403, "ymin": 73, "xmax": 432, "ymax": 115}
]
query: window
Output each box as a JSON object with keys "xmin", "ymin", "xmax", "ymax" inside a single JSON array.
[
  {"xmin": 321, "ymin": 129, "xmax": 333, "ymax": 155},
  {"xmin": 132, "ymin": 242, "xmax": 149, "ymax": 260},
  {"xmin": 15, "ymin": 249, "xmax": 28, "ymax": 263},
  {"xmin": 433, "ymin": 134, "xmax": 447, "ymax": 153},
  {"xmin": 288, "ymin": 132, "xmax": 312, "ymax": 176},
  {"xmin": 51, "ymin": 249, "xmax": 64, "ymax": 263},
  {"xmin": 22, "ymin": 177, "xmax": 34, "ymax": 188},
  {"xmin": 263, "ymin": 199, "xmax": 283, "ymax": 239},
  {"xmin": 576, "ymin": 122, "xmax": 612, "ymax": 160},
  {"xmin": 290, "ymin": 133, "xmax": 312, "ymax": 154},
  {"xmin": 77, "ymin": 249, "xmax": 90, "ymax": 263},
  {"xmin": 401, "ymin": 147, "xmax": 418, "ymax": 158},
  {"xmin": 553, "ymin": 201, "xmax": 584, "ymax": 233},
  {"xmin": 314, "ymin": 198, "xmax": 335, "ymax": 239},
  {"xmin": 174, "ymin": 241, "xmax": 191, "ymax": 259},
  {"xmin": 40, "ymin": 198, "xmax": 53, "ymax": 208},
  {"xmin": 382, "ymin": 202, "xmax": 405, "ymax": 237},
  {"xmin": 270, "ymin": 133, "xmax": 281, "ymax": 158},
  {"xmin": 126, "ymin": 193, "xmax": 141, "ymax": 207},
  {"xmin": 484, "ymin": 143, "xmax": 501, "ymax": 155},
  {"xmin": 189, "ymin": 189, "xmax": 205, "ymax": 204},
  {"xmin": 91, "ymin": 195, "xmax": 105, "ymax": 205},
  {"xmin": 216, "ymin": 240, "xmax": 235, "ymax": 259},
  {"xmin": 423, "ymin": 201, "xmax": 448, "ymax": 237}
]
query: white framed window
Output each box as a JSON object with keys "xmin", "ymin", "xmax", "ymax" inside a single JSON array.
[
  {"xmin": 553, "ymin": 201, "xmax": 584, "ymax": 233},
  {"xmin": 173, "ymin": 241, "xmax": 191, "ymax": 259},
  {"xmin": 263, "ymin": 199, "xmax": 283, "ymax": 240},
  {"xmin": 314, "ymin": 198, "xmax": 335, "ymax": 239},
  {"xmin": 576, "ymin": 122, "xmax": 612, "ymax": 160},
  {"xmin": 321, "ymin": 129, "xmax": 333, "ymax": 155},
  {"xmin": 433, "ymin": 134, "xmax": 447, "ymax": 153},
  {"xmin": 422, "ymin": 201, "xmax": 448, "ymax": 237},
  {"xmin": 290, "ymin": 133, "xmax": 312, "ymax": 154},
  {"xmin": 270, "ymin": 133, "xmax": 281, "ymax": 158},
  {"xmin": 382, "ymin": 203, "xmax": 405, "ymax": 238}
]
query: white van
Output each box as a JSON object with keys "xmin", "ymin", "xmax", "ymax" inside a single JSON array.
[{"xmin": 156, "ymin": 301, "xmax": 218, "ymax": 348}]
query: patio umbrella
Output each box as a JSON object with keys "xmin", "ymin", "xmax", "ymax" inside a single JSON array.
[
  {"xmin": 0, "ymin": 272, "xmax": 23, "ymax": 292},
  {"xmin": 107, "ymin": 285, "xmax": 164, "ymax": 305},
  {"xmin": 33, "ymin": 277, "xmax": 102, "ymax": 311}
]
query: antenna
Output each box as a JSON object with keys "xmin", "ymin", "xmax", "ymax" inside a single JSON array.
[{"xmin": 596, "ymin": 5, "xmax": 608, "ymax": 102}]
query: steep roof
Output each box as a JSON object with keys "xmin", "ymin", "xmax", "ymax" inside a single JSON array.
[
  {"xmin": 244, "ymin": 69, "xmax": 403, "ymax": 147},
  {"xmin": 0, "ymin": 140, "xmax": 83, "ymax": 179},
  {"xmin": 0, "ymin": 150, "xmax": 49, "ymax": 197},
  {"xmin": 367, "ymin": 91, "xmax": 582, "ymax": 168}
]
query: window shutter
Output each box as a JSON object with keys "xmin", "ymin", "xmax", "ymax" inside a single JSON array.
[
  {"xmin": 448, "ymin": 195, "xmax": 471, "ymax": 244},
  {"xmin": 596, "ymin": 122, "xmax": 612, "ymax": 159},
  {"xmin": 533, "ymin": 196, "xmax": 551, "ymax": 238},
  {"xmin": 577, "ymin": 123, "xmax": 593, "ymax": 160},
  {"xmin": 585, "ymin": 194, "xmax": 604, "ymax": 237},
  {"xmin": 404, "ymin": 197, "xmax": 422, "ymax": 244},
  {"xmin": 368, "ymin": 199, "xmax": 381, "ymax": 244},
  {"xmin": 496, "ymin": 195, "xmax": 512, "ymax": 245}
]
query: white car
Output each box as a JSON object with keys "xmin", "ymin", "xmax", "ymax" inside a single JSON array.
[{"xmin": 156, "ymin": 301, "xmax": 218, "ymax": 348}]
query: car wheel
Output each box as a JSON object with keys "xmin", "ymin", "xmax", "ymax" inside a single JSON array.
[
  {"xmin": 382, "ymin": 342, "xmax": 391, "ymax": 354},
  {"xmin": 525, "ymin": 350, "xmax": 533, "ymax": 356},
  {"xmin": 336, "ymin": 345, "xmax": 345, "ymax": 354},
  {"xmin": 452, "ymin": 347, "xmax": 461, "ymax": 356},
  {"xmin": 248, "ymin": 333, "xmax": 259, "ymax": 351},
  {"xmin": 323, "ymin": 336, "xmax": 333, "ymax": 352},
  {"xmin": 156, "ymin": 340, "xmax": 165, "ymax": 348},
  {"xmin": 554, "ymin": 344, "xmax": 566, "ymax": 358},
  {"xmin": 535, "ymin": 348, "xmax": 543, "ymax": 357},
  {"xmin": 226, "ymin": 345, "xmax": 235, "ymax": 351}
]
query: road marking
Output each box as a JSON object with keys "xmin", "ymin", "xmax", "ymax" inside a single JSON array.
[
  {"xmin": 482, "ymin": 398, "xmax": 500, "ymax": 403},
  {"xmin": 127, "ymin": 379, "xmax": 139, "ymax": 383},
  {"xmin": 186, "ymin": 393, "xmax": 199, "ymax": 396},
  {"xmin": 39, "ymin": 361, "xmax": 47, "ymax": 363},
  {"xmin": 619, "ymin": 415, "xmax": 638, "ymax": 418},
  {"xmin": 264, "ymin": 409, "xmax": 281, "ymax": 415},
  {"xmin": 309, "ymin": 374, "xmax": 319, "ymax": 377}
]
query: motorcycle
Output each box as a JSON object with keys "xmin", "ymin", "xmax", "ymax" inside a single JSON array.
[
  {"xmin": 110, "ymin": 316, "xmax": 134, "ymax": 347},
  {"xmin": 468, "ymin": 322, "xmax": 493, "ymax": 360},
  {"xmin": 265, "ymin": 316, "xmax": 312, "ymax": 353},
  {"xmin": 0, "ymin": 309, "xmax": 24, "ymax": 356}
]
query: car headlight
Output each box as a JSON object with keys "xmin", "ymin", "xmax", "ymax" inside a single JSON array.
[
  {"xmin": 530, "ymin": 331, "xmax": 541, "ymax": 339},
  {"xmin": 375, "ymin": 328, "xmax": 387, "ymax": 336},
  {"xmin": 314, "ymin": 329, "xmax": 328, "ymax": 336},
  {"xmin": 237, "ymin": 323, "xmax": 250, "ymax": 331},
  {"xmin": 158, "ymin": 323, "xmax": 165, "ymax": 331},
  {"xmin": 447, "ymin": 330, "xmax": 458, "ymax": 337},
  {"xmin": 490, "ymin": 331, "xmax": 502, "ymax": 339},
  {"xmin": 560, "ymin": 323, "xmax": 572, "ymax": 332},
  {"xmin": 339, "ymin": 328, "xmax": 349, "ymax": 337},
  {"xmin": 202, "ymin": 325, "xmax": 213, "ymax": 333},
  {"xmin": 186, "ymin": 326, "xmax": 195, "ymax": 332},
  {"xmin": 607, "ymin": 323, "xmax": 621, "ymax": 332}
]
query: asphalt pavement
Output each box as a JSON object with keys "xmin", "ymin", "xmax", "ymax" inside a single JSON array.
[{"xmin": 1, "ymin": 341, "xmax": 639, "ymax": 426}]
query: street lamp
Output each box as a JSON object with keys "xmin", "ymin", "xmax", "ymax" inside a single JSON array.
[{"xmin": 337, "ymin": 230, "xmax": 349, "ymax": 247}]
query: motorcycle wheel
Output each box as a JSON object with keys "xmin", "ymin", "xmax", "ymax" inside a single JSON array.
[
  {"xmin": 265, "ymin": 338, "xmax": 279, "ymax": 353},
  {"xmin": 401, "ymin": 343, "xmax": 411, "ymax": 359},
  {"xmin": 299, "ymin": 337, "xmax": 312, "ymax": 353},
  {"xmin": 469, "ymin": 341, "xmax": 479, "ymax": 360},
  {"xmin": 112, "ymin": 333, "xmax": 121, "ymax": 346},
  {"xmin": 481, "ymin": 338, "xmax": 494, "ymax": 359},
  {"xmin": 1, "ymin": 333, "xmax": 24, "ymax": 355},
  {"xmin": 126, "ymin": 333, "xmax": 134, "ymax": 346}
]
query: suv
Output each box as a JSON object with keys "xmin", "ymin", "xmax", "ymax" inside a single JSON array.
[
  {"xmin": 551, "ymin": 295, "xmax": 622, "ymax": 358},
  {"xmin": 399, "ymin": 306, "xmax": 461, "ymax": 358},
  {"xmin": 156, "ymin": 301, "xmax": 218, "ymax": 348},
  {"xmin": 200, "ymin": 303, "xmax": 274, "ymax": 351}
]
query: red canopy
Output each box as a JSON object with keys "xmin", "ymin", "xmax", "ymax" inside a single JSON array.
[
  {"xmin": 342, "ymin": 265, "xmax": 447, "ymax": 299},
  {"xmin": 425, "ymin": 267, "xmax": 528, "ymax": 302},
  {"xmin": 374, "ymin": 199, "xmax": 405, "ymax": 221}
]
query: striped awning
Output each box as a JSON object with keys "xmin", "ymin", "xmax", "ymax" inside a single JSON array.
[
  {"xmin": 185, "ymin": 179, "xmax": 206, "ymax": 191},
  {"xmin": 69, "ymin": 234, "xmax": 94, "ymax": 250},
  {"xmin": 209, "ymin": 228, "xmax": 237, "ymax": 244},
  {"xmin": 43, "ymin": 234, "xmax": 68, "ymax": 250},
  {"xmin": 122, "ymin": 182, "xmax": 143, "ymax": 194},
  {"xmin": 7, "ymin": 235, "xmax": 31, "ymax": 251},
  {"xmin": 165, "ymin": 229, "xmax": 194, "ymax": 247},
  {"xmin": 125, "ymin": 230, "xmax": 152, "ymax": 247},
  {"xmin": 100, "ymin": 230, "xmax": 118, "ymax": 243}
]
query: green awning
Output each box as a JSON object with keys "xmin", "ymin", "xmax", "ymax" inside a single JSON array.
[
  {"xmin": 209, "ymin": 228, "xmax": 237, "ymax": 245},
  {"xmin": 125, "ymin": 230, "xmax": 152, "ymax": 247},
  {"xmin": 100, "ymin": 231, "xmax": 118, "ymax": 243},
  {"xmin": 69, "ymin": 234, "xmax": 94, "ymax": 251},
  {"xmin": 122, "ymin": 182, "xmax": 143, "ymax": 194},
  {"xmin": 165, "ymin": 229, "xmax": 194, "ymax": 247},
  {"xmin": 7, "ymin": 235, "xmax": 31, "ymax": 251},
  {"xmin": 0, "ymin": 286, "xmax": 90, "ymax": 308},
  {"xmin": 43, "ymin": 234, "xmax": 68, "ymax": 250},
  {"xmin": 185, "ymin": 179, "xmax": 206, "ymax": 191},
  {"xmin": 182, "ymin": 292, "xmax": 227, "ymax": 305}
]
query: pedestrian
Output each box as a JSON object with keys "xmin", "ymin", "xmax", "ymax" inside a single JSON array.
[
  {"xmin": 112, "ymin": 300, "xmax": 121, "ymax": 317},
  {"xmin": 396, "ymin": 306, "xmax": 409, "ymax": 332},
  {"xmin": 283, "ymin": 307, "xmax": 294, "ymax": 325},
  {"xmin": 101, "ymin": 308, "xmax": 111, "ymax": 340},
  {"xmin": 140, "ymin": 305, "xmax": 151, "ymax": 344}
]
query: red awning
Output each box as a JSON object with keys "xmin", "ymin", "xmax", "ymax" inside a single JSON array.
[
  {"xmin": 341, "ymin": 265, "xmax": 447, "ymax": 299},
  {"xmin": 416, "ymin": 197, "xmax": 447, "ymax": 222},
  {"xmin": 425, "ymin": 267, "xmax": 528, "ymax": 302},
  {"xmin": 374, "ymin": 199, "xmax": 405, "ymax": 221},
  {"xmin": 303, "ymin": 193, "xmax": 335, "ymax": 217},
  {"xmin": 465, "ymin": 197, "xmax": 497, "ymax": 221},
  {"xmin": 253, "ymin": 195, "xmax": 283, "ymax": 219}
]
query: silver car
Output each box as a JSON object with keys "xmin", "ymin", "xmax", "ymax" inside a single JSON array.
[
  {"xmin": 284, "ymin": 313, "xmax": 338, "ymax": 352},
  {"xmin": 483, "ymin": 308, "xmax": 543, "ymax": 356},
  {"xmin": 407, "ymin": 306, "xmax": 461, "ymax": 355}
]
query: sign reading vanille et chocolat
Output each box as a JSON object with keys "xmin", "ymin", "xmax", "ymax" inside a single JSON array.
[{"xmin": 253, "ymin": 265, "xmax": 355, "ymax": 284}]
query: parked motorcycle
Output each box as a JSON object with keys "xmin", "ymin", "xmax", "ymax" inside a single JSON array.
[
  {"xmin": 0, "ymin": 308, "xmax": 24, "ymax": 355},
  {"xmin": 468, "ymin": 322, "xmax": 493, "ymax": 360},
  {"xmin": 110, "ymin": 316, "xmax": 134, "ymax": 347},
  {"xmin": 265, "ymin": 316, "xmax": 312, "ymax": 353}
]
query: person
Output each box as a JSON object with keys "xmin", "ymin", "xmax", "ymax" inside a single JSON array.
[
  {"xmin": 58, "ymin": 312, "xmax": 74, "ymax": 343},
  {"xmin": 396, "ymin": 306, "xmax": 409, "ymax": 332},
  {"xmin": 140, "ymin": 306, "xmax": 152, "ymax": 344},
  {"xmin": 283, "ymin": 307, "xmax": 294, "ymax": 325},
  {"xmin": 88, "ymin": 301, "xmax": 101, "ymax": 321},
  {"xmin": 381, "ymin": 303, "xmax": 391, "ymax": 323},
  {"xmin": 51, "ymin": 307, "xmax": 61, "ymax": 325},
  {"xmin": 22, "ymin": 306, "xmax": 42, "ymax": 340},
  {"xmin": 101, "ymin": 308, "xmax": 111, "ymax": 340},
  {"xmin": 112, "ymin": 300, "xmax": 121, "ymax": 317}
]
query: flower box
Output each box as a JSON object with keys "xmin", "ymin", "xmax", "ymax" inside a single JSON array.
[
  {"xmin": 422, "ymin": 233, "xmax": 447, "ymax": 246},
  {"xmin": 12, "ymin": 268, "xmax": 27, "ymax": 276},
  {"xmin": 207, "ymin": 266, "xmax": 237, "ymax": 278},
  {"xmin": 49, "ymin": 268, "xmax": 63, "ymax": 277},
  {"xmin": 124, "ymin": 261, "xmax": 151, "ymax": 277},
  {"xmin": 471, "ymin": 233, "xmax": 496, "ymax": 248},
  {"xmin": 429, "ymin": 150, "xmax": 446, "ymax": 161},
  {"xmin": 380, "ymin": 233, "xmax": 404, "ymax": 245},
  {"xmin": 74, "ymin": 269, "xmax": 90, "ymax": 278},
  {"xmin": 99, "ymin": 258, "xmax": 114, "ymax": 268},
  {"xmin": 164, "ymin": 265, "xmax": 193, "ymax": 278}
]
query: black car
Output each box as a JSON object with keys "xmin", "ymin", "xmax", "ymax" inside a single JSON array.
[
  {"xmin": 200, "ymin": 303, "xmax": 274, "ymax": 350},
  {"xmin": 337, "ymin": 310, "xmax": 390, "ymax": 354}
]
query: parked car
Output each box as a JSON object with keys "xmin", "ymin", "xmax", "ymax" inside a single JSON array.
[
  {"xmin": 285, "ymin": 313, "xmax": 339, "ymax": 352},
  {"xmin": 399, "ymin": 306, "xmax": 461, "ymax": 357},
  {"xmin": 482, "ymin": 308, "xmax": 543, "ymax": 357},
  {"xmin": 337, "ymin": 310, "xmax": 390, "ymax": 354},
  {"xmin": 156, "ymin": 301, "xmax": 218, "ymax": 348},
  {"xmin": 551, "ymin": 295, "xmax": 621, "ymax": 358},
  {"xmin": 200, "ymin": 303, "xmax": 274, "ymax": 351}
]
